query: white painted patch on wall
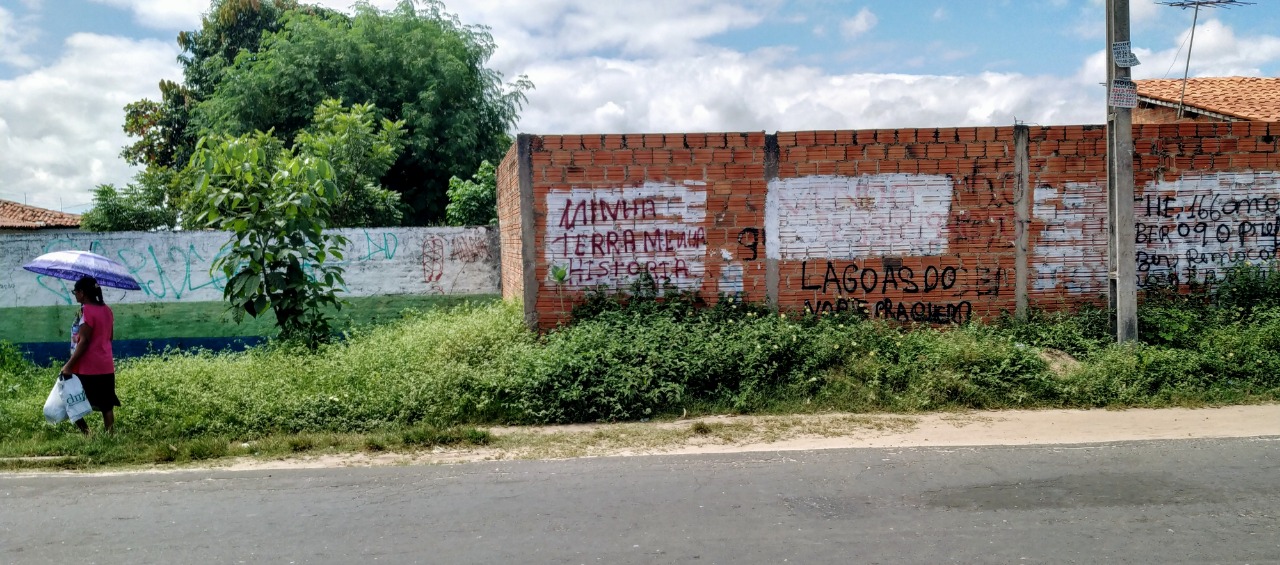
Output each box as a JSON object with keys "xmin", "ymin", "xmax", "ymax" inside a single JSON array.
[
  {"xmin": 718, "ymin": 264, "xmax": 745, "ymax": 294},
  {"xmin": 1136, "ymin": 171, "xmax": 1280, "ymax": 286},
  {"xmin": 1032, "ymin": 181, "xmax": 1108, "ymax": 295},
  {"xmin": 765, "ymin": 174, "xmax": 953, "ymax": 260},
  {"xmin": 544, "ymin": 181, "xmax": 709, "ymax": 289}
]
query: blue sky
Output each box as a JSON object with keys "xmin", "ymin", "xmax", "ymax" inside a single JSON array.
[{"xmin": 3, "ymin": 0, "xmax": 1280, "ymax": 212}]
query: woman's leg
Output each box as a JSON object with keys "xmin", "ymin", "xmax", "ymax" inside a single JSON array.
[
  {"xmin": 73, "ymin": 419, "xmax": 89, "ymax": 435},
  {"xmin": 102, "ymin": 409, "xmax": 114, "ymax": 433}
]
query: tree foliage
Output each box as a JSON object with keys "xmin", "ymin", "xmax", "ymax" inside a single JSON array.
[
  {"xmin": 123, "ymin": 0, "xmax": 311, "ymax": 172},
  {"xmin": 79, "ymin": 169, "xmax": 180, "ymax": 232},
  {"xmin": 446, "ymin": 160, "xmax": 497, "ymax": 226},
  {"xmin": 99, "ymin": 0, "xmax": 526, "ymax": 230},
  {"xmin": 190, "ymin": 130, "xmax": 349, "ymax": 346},
  {"xmin": 196, "ymin": 0, "xmax": 529, "ymax": 223},
  {"xmin": 293, "ymin": 99, "xmax": 407, "ymax": 228}
]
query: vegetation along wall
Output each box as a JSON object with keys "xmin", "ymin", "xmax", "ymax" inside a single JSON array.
[
  {"xmin": 1, "ymin": 227, "xmax": 500, "ymax": 361},
  {"xmin": 498, "ymin": 122, "xmax": 1280, "ymax": 329}
]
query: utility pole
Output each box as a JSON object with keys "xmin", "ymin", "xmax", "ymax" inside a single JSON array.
[{"xmin": 1106, "ymin": 0, "xmax": 1138, "ymax": 342}]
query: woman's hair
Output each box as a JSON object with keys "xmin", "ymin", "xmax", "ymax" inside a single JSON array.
[{"xmin": 73, "ymin": 276, "xmax": 106, "ymax": 306}]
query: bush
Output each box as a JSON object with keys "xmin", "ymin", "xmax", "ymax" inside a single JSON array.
[
  {"xmin": 4, "ymin": 283, "xmax": 1279, "ymax": 470},
  {"xmin": 993, "ymin": 305, "xmax": 1111, "ymax": 358},
  {"xmin": 1213, "ymin": 260, "xmax": 1280, "ymax": 318}
]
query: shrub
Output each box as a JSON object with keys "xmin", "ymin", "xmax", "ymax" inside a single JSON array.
[{"xmin": 993, "ymin": 305, "xmax": 1111, "ymax": 358}]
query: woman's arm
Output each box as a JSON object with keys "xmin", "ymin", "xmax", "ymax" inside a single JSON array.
[{"xmin": 61, "ymin": 322, "xmax": 93, "ymax": 377}]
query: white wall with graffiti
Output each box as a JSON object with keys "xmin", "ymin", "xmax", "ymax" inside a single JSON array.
[{"xmin": 0, "ymin": 227, "xmax": 500, "ymax": 307}]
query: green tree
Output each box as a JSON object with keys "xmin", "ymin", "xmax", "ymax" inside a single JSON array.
[
  {"xmin": 79, "ymin": 169, "xmax": 180, "ymax": 232},
  {"xmin": 190, "ymin": 131, "xmax": 349, "ymax": 346},
  {"xmin": 445, "ymin": 160, "xmax": 497, "ymax": 226},
  {"xmin": 98, "ymin": 0, "xmax": 311, "ymax": 231},
  {"xmin": 196, "ymin": 0, "xmax": 529, "ymax": 224},
  {"xmin": 124, "ymin": 0, "xmax": 315, "ymax": 172},
  {"xmin": 293, "ymin": 99, "xmax": 408, "ymax": 228}
]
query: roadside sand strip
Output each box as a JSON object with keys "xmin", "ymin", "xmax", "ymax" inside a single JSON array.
[{"xmin": 663, "ymin": 405, "xmax": 1280, "ymax": 455}]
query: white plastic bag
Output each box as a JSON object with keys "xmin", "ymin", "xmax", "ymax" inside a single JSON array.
[
  {"xmin": 59, "ymin": 375, "xmax": 93, "ymax": 423},
  {"xmin": 43, "ymin": 379, "xmax": 67, "ymax": 424}
]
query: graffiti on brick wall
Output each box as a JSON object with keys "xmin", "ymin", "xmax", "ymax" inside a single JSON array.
[
  {"xmin": 764, "ymin": 174, "xmax": 954, "ymax": 260},
  {"xmin": 1136, "ymin": 171, "xmax": 1280, "ymax": 287},
  {"xmin": 0, "ymin": 227, "xmax": 499, "ymax": 307},
  {"xmin": 1033, "ymin": 181, "xmax": 1109, "ymax": 295},
  {"xmin": 797, "ymin": 258, "xmax": 978, "ymax": 323},
  {"xmin": 545, "ymin": 182, "xmax": 708, "ymax": 289},
  {"xmin": 762, "ymin": 173, "xmax": 987, "ymax": 323}
]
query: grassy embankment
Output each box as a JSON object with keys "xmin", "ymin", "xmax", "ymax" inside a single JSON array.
[{"xmin": 2, "ymin": 269, "xmax": 1279, "ymax": 471}]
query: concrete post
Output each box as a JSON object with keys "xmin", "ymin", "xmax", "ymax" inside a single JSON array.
[
  {"xmin": 1106, "ymin": 0, "xmax": 1140, "ymax": 342},
  {"xmin": 1014, "ymin": 125, "xmax": 1031, "ymax": 320}
]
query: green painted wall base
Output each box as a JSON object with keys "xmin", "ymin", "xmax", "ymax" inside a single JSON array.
[{"xmin": 1, "ymin": 294, "xmax": 498, "ymax": 344}]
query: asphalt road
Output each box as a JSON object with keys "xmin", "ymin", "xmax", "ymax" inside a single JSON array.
[{"xmin": 2, "ymin": 437, "xmax": 1277, "ymax": 564}]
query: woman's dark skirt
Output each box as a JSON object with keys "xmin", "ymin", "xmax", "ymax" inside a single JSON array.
[{"xmin": 77, "ymin": 373, "xmax": 121, "ymax": 411}]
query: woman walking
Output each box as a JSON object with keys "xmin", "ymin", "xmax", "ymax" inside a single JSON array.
[{"xmin": 61, "ymin": 276, "xmax": 119, "ymax": 434}]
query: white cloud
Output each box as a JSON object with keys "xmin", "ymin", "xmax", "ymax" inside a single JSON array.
[
  {"xmin": 510, "ymin": 52, "xmax": 1102, "ymax": 135},
  {"xmin": 840, "ymin": 7, "xmax": 878, "ymax": 39},
  {"xmin": 0, "ymin": 5, "xmax": 40, "ymax": 69},
  {"xmin": 1172, "ymin": 19, "xmax": 1280, "ymax": 77},
  {"xmin": 0, "ymin": 33, "xmax": 181, "ymax": 210},
  {"xmin": 1079, "ymin": 18, "xmax": 1280, "ymax": 81},
  {"xmin": 20, "ymin": 0, "xmax": 1279, "ymax": 215},
  {"xmin": 88, "ymin": 0, "xmax": 206, "ymax": 29},
  {"xmin": 448, "ymin": 0, "xmax": 769, "ymax": 68}
]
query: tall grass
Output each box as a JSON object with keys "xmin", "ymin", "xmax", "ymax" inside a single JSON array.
[{"xmin": 3, "ymin": 263, "xmax": 1280, "ymax": 469}]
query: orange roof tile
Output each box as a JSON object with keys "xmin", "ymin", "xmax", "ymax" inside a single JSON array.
[
  {"xmin": 1135, "ymin": 77, "xmax": 1280, "ymax": 121},
  {"xmin": 0, "ymin": 199, "xmax": 81, "ymax": 229}
]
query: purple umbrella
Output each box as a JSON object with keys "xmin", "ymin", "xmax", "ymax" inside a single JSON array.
[{"xmin": 22, "ymin": 250, "xmax": 142, "ymax": 291}]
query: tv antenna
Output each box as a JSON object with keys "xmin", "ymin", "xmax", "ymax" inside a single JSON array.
[{"xmin": 1157, "ymin": 1, "xmax": 1255, "ymax": 118}]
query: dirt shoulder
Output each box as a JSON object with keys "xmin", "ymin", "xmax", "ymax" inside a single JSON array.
[{"xmin": 213, "ymin": 404, "xmax": 1280, "ymax": 472}]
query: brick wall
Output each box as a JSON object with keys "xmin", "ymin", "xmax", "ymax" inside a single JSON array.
[
  {"xmin": 497, "ymin": 122, "xmax": 1280, "ymax": 330},
  {"xmin": 1131, "ymin": 122, "xmax": 1280, "ymax": 289},
  {"xmin": 1027, "ymin": 125, "xmax": 1109, "ymax": 306},
  {"xmin": 771, "ymin": 127, "xmax": 1019, "ymax": 323},
  {"xmin": 497, "ymin": 141, "xmax": 524, "ymax": 302}
]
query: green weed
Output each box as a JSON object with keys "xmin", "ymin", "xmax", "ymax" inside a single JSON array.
[{"xmin": 3, "ymin": 284, "xmax": 1279, "ymax": 471}]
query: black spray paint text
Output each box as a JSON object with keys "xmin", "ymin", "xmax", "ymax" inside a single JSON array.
[
  {"xmin": 800, "ymin": 260, "xmax": 961, "ymax": 295},
  {"xmin": 803, "ymin": 297, "xmax": 973, "ymax": 324}
]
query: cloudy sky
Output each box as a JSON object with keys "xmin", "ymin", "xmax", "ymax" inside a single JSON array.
[{"xmin": 2, "ymin": 0, "xmax": 1279, "ymax": 212}]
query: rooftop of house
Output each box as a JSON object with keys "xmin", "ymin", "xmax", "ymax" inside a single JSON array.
[
  {"xmin": 0, "ymin": 199, "xmax": 82, "ymax": 230},
  {"xmin": 1135, "ymin": 77, "xmax": 1280, "ymax": 121}
]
